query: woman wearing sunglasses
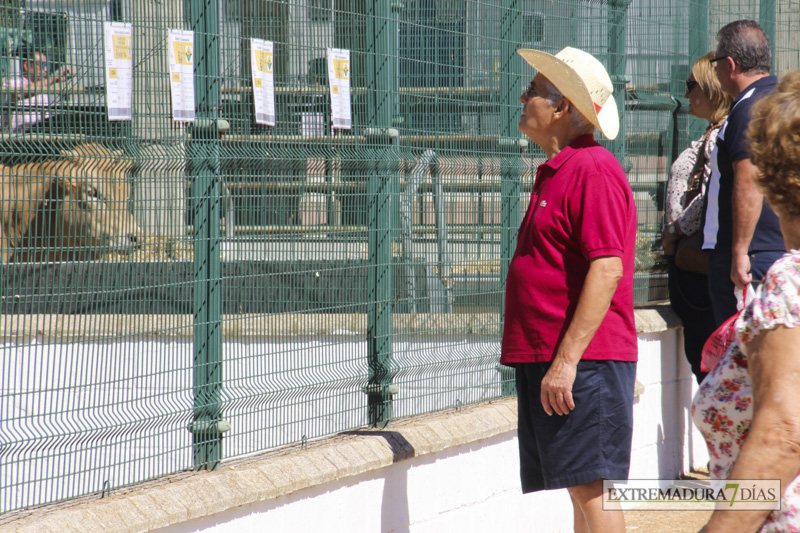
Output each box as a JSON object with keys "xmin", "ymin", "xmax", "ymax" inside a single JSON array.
[{"xmin": 662, "ymin": 51, "xmax": 733, "ymax": 383}]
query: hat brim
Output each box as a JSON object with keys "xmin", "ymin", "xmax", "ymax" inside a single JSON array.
[{"xmin": 517, "ymin": 49, "xmax": 619, "ymax": 141}]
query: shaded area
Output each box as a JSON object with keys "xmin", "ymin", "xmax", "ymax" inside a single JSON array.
[{"xmin": 0, "ymin": 260, "xmax": 500, "ymax": 314}]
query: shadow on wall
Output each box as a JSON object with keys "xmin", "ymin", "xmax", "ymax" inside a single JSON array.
[{"xmin": 342, "ymin": 430, "xmax": 413, "ymax": 532}]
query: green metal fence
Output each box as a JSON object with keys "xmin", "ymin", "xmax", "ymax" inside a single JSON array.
[{"xmin": 1, "ymin": 0, "xmax": 798, "ymax": 515}]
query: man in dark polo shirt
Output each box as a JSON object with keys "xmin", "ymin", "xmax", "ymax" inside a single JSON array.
[
  {"xmin": 501, "ymin": 47, "xmax": 637, "ymax": 532},
  {"xmin": 703, "ymin": 20, "xmax": 784, "ymax": 325}
]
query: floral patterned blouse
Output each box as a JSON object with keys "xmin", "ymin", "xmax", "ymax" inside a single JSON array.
[{"xmin": 692, "ymin": 251, "xmax": 800, "ymax": 531}]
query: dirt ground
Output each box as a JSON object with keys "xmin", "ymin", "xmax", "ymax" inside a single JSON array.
[{"xmin": 624, "ymin": 469, "xmax": 712, "ymax": 533}]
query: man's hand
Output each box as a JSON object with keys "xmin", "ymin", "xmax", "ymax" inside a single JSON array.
[
  {"xmin": 731, "ymin": 252, "xmax": 752, "ymax": 290},
  {"xmin": 49, "ymin": 67, "xmax": 73, "ymax": 85},
  {"xmin": 662, "ymin": 230, "xmax": 678, "ymax": 256},
  {"xmin": 540, "ymin": 358, "xmax": 577, "ymax": 416}
]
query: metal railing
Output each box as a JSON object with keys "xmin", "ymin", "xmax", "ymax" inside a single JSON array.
[{"xmin": 1, "ymin": 0, "xmax": 799, "ymax": 515}]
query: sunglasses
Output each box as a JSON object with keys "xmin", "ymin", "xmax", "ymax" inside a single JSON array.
[
  {"xmin": 709, "ymin": 55, "xmax": 728, "ymax": 66},
  {"xmin": 685, "ymin": 79, "xmax": 699, "ymax": 93},
  {"xmin": 523, "ymin": 80, "xmax": 538, "ymax": 99}
]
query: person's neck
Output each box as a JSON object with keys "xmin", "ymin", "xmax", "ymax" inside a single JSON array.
[
  {"xmin": 733, "ymin": 72, "xmax": 770, "ymax": 96},
  {"xmin": 541, "ymin": 128, "xmax": 584, "ymax": 160}
]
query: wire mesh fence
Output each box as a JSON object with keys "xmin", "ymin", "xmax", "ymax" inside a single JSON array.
[{"xmin": 1, "ymin": 0, "xmax": 798, "ymax": 515}]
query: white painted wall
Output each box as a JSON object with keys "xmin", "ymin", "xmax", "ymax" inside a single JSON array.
[
  {"xmin": 631, "ymin": 329, "xmax": 709, "ymax": 479},
  {"xmin": 158, "ymin": 432, "xmax": 574, "ymax": 533}
]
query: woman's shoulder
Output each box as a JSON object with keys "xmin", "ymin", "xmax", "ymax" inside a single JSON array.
[
  {"xmin": 736, "ymin": 251, "xmax": 800, "ymax": 343},
  {"xmin": 705, "ymin": 127, "xmax": 722, "ymax": 152},
  {"xmin": 763, "ymin": 251, "xmax": 800, "ymax": 286}
]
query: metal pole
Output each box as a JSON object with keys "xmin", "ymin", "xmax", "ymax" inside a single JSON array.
[
  {"xmin": 400, "ymin": 149, "xmax": 435, "ymax": 314},
  {"xmin": 759, "ymin": 0, "xmax": 776, "ymax": 73},
  {"xmin": 365, "ymin": 0, "xmax": 397, "ymax": 427},
  {"xmin": 189, "ymin": 0, "xmax": 226, "ymax": 470},
  {"xmin": 498, "ymin": 0, "xmax": 523, "ymax": 397},
  {"xmin": 685, "ymin": 0, "xmax": 710, "ymax": 143},
  {"xmin": 689, "ymin": 0, "xmax": 709, "ymax": 61},
  {"xmin": 607, "ymin": 0, "xmax": 631, "ymax": 165},
  {"xmin": 431, "ymin": 158, "xmax": 453, "ymax": 313}
]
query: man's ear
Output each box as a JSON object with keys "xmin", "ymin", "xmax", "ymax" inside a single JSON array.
[
  {"xmin": 553, "ymin": 97, "xmax": 570, "ymax": 119},
  {"xmin": 21, "ymin": 60, "xmax": 29, "ymax": 76},
  {"xmin": 727, "ymin": 56, "xmax": 738, "ymax": 74}
]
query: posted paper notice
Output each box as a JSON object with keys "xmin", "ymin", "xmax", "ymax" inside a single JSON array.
[
  {"xmin": 168, "ymin": 29, "xmax": 195, "ymax": 122},
  {"xmin": 250, "ymin": 39, "xmax": 276, "ymax": 126},
  {"xmin": 327, "ymin": 48, "xmax": 351, "ymax": 130},
  {"xmin": 103, "ymin": 22, "xmax": 133, "ymax": 121}
]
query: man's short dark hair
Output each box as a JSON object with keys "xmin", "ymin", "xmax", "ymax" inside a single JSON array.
[
  {"xmin": 15, "ymin": 41, "xmax": 43, "ymax": 72},
  {"xmin": 717, "ymin": 19, "xmax": 771, "ymax": 75}
]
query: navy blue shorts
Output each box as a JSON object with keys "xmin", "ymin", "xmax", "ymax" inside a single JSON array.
[{"xmin": 515, "ymin": 360, "xmax": 636, "ymax": 493}]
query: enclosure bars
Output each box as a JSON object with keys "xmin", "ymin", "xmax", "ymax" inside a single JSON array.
[
  {"xmin": 364, "ymin": 0, "xmax": 398, "ymax": 427},
  {"xmin": 189, "ymin": 0, "xmax": 227, "ymax": 470},
  {"xmin": 760, "ymin": 0, "xmax": 776, "ymax": 74},
  {"xmin": 498, "ymin": 0, "xmax": 523, "ymax": 397},
  {"xmin": 607, "ymin": 0, "xmax": 630, "ymax": 165},
  {"xmin": 429, "ymin": 157, "xmax": 454, "ymax": 313},
  {"xmin": 400, "ymin": 149, "xmax": 436, "ymax": 314},
  {"xmin": 681, "ymin": 0, "xmax": 710, "ymax": 149}
]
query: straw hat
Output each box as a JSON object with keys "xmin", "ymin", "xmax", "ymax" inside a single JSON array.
[{"xmin": 517, "ymin": 47, "xmax": 619, "ymax": 140}]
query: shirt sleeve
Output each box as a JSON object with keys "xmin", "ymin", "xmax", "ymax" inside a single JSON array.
[
  {"xmin": 574, "ymin": 166, "xmax": 633, "ymax": 260},
  {"xmin": 2, "ymin": 77, "xmax": 27, "ymax": 91}
]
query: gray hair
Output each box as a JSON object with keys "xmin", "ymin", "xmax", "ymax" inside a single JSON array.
[
  {"xmin": 544, "ymin": 79, "xmax": 596, "ymax": 136},
  {"xmin": 717, "ymin": 19, "xmax": 771, "ymax": 75}
]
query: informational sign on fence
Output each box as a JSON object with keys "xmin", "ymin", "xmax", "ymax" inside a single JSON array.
[
  {"xmin": 250, "ymin": 38, "xmax": 276, "ymax": 126},
  {"xmin": 103, "ymin": 22, "xmax": 133, "ymax": 121},
  {"xmin": 167, "ymin": 29, "xmax": 196, "ymax": 122},
  {"xmin": 326, "ymin": 48, "xmax": 351, "ymax": 130}
]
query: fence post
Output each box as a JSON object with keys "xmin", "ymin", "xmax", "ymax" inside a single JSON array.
[
  {"xmin": 364, "ymin": 0, "xmax": 397, "ymax": 427},
  {"xmin": 498, "ymin": 1, "xmax": 523, "ymax": 397},
  {"xmin": 759, "ymin": 0, "xmax": 776, "ymax": 73},
  {"xmin": 689, "ymin": 0, "xmax": 709, "ymax": 61},
  {"xmin": 189, "ymin": 0, "xmax": 226, "ymax": 470},
  {"xmin": 608, "ymin": 0, "xmax": 631, "ymax": 165}
]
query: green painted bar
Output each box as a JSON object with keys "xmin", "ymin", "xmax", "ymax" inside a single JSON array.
[{"xmin": 1, "ymin": 0, "xmax": 796, "ymax": 514}]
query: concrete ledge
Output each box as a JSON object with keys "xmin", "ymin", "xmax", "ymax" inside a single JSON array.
[
  {"xmin": 0, "ymin": 398, "xmax": 518, "ymax": 533},
  {"xmin": 634, "ymin": 302, "xmax": 681, "ymax": 333},
  {"xmin": 1, "ymin": 304, "xmax": 679, "ymax": 342}
]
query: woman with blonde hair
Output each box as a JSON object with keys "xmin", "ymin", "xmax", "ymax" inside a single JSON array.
[
  {"xmin": 694, "ymin": 70, "xmax": 800, "ymax": 532},
  {"xmin": 663, "ymin": 51, "xmax": 733, "ymax": 383}
]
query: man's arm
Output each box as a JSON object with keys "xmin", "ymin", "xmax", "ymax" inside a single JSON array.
[
  {"xmin": 540, "ymin": 255, "xmax": 623, "ymax": 416},
  {"xmin": 731, "ymin": 157, "xmax": 764, "ymax": 289},
  {"xmin": 5, "ymin": 68, "xmax": 73, "ymax": 100}
]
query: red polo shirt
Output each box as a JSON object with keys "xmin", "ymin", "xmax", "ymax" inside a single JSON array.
[{"xmin": 500, "ymin": 135, "xmax": 638, "ymax": 365}]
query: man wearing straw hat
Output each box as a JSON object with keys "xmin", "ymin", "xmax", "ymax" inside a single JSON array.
[{"xmin": 500, "ymin": 47, "xmax": 637, "ymax": 532}]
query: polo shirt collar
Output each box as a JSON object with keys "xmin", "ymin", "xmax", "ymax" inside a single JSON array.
[
  {"xmin": 539, "ymin": 134, "xmax": 597, "ymax": 171},
  {"xmin": 733, "ymin": 75, "xmax": 778, "ymax": 107}
]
